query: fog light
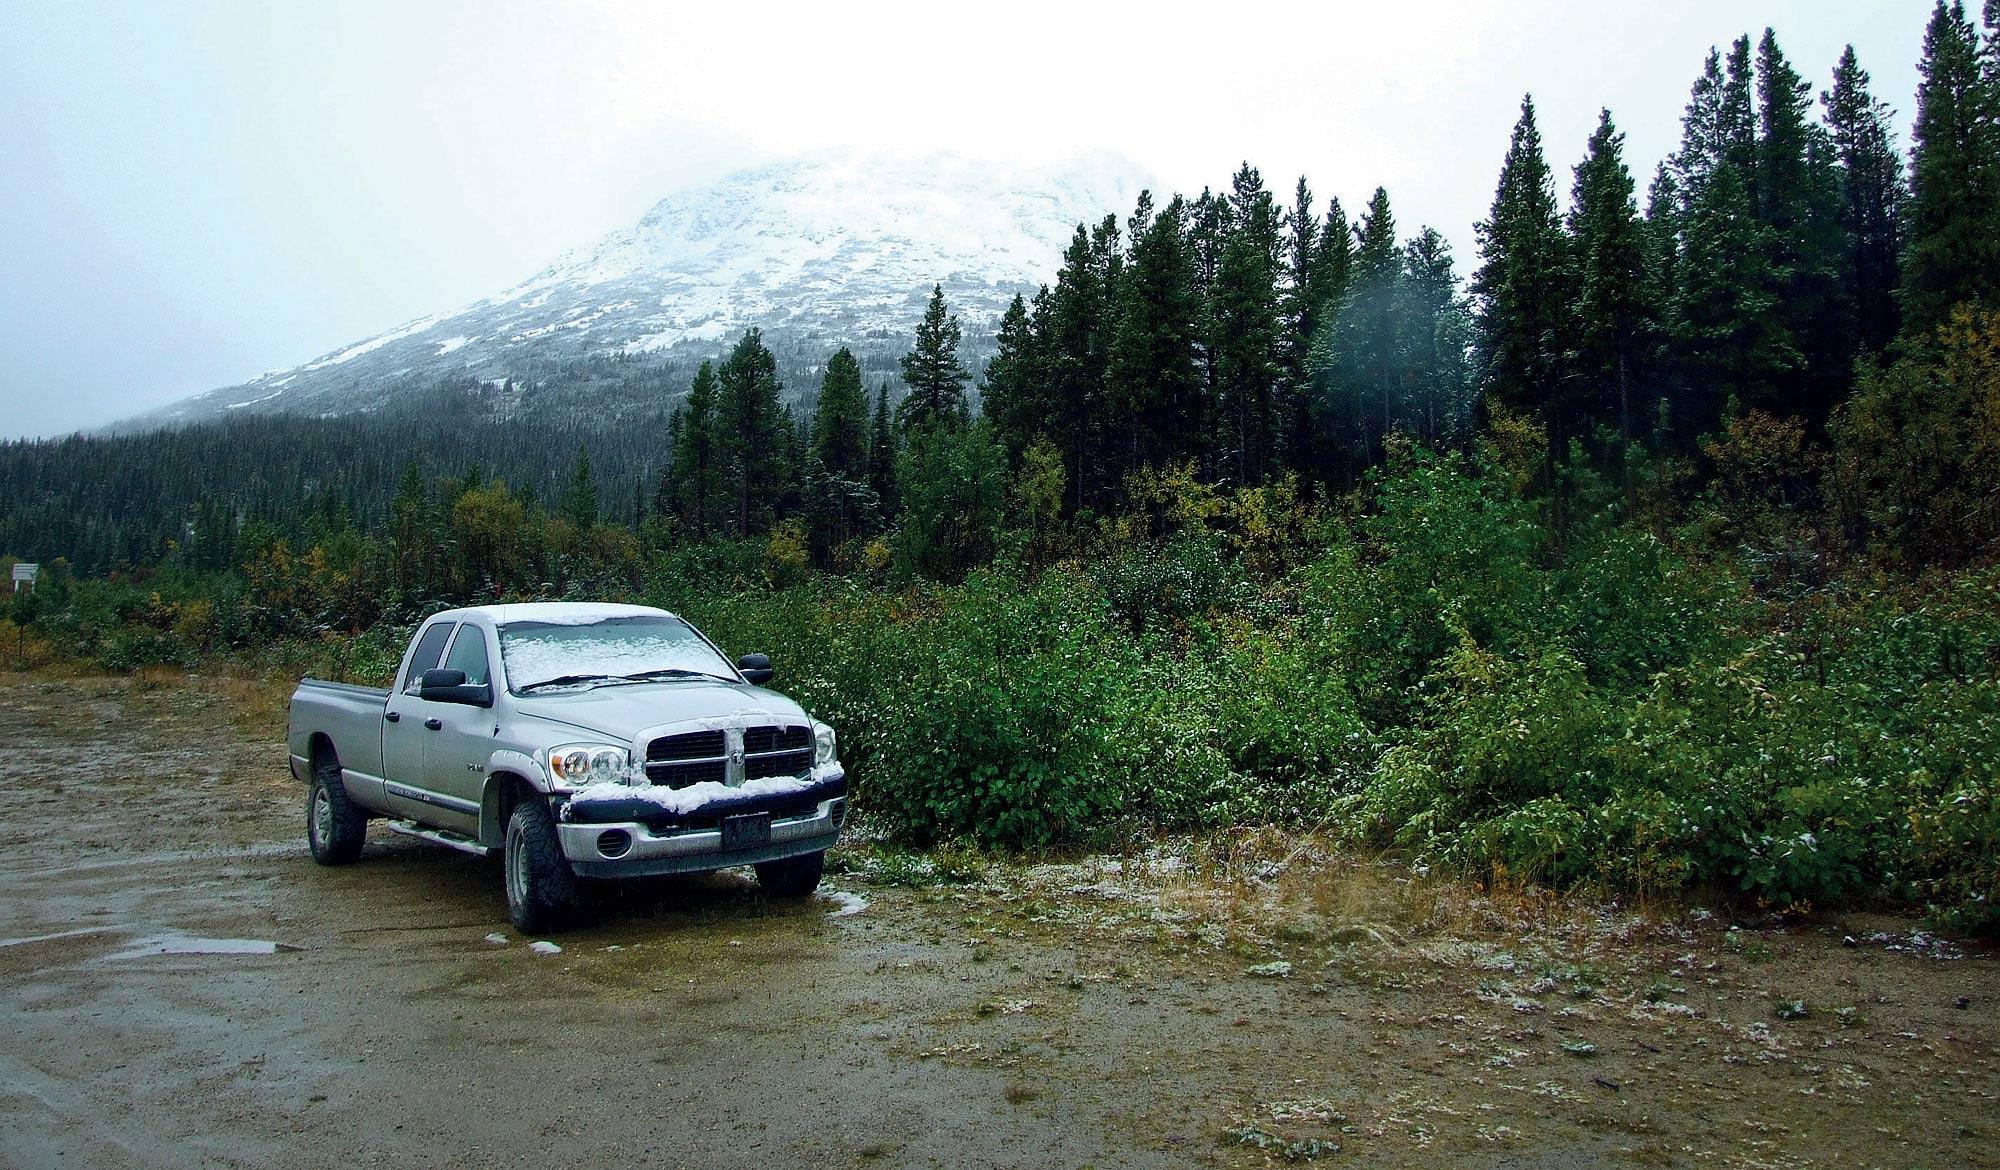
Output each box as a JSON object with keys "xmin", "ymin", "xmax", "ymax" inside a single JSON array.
[{"xmin": 596, "ymin": 829, "xmax": 632, "ymax": 859}]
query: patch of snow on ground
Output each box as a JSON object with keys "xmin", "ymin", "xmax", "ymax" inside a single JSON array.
[
  {"xmin": 528, "ymin": 940, "xmax": 562, "ymax": 955},
  {"xmin": 104, "ymin": 933, "xmax": 293, "ymax": 960},
  {"xmin": 224, "ymin": 389, "xmax": 286, "ymax": 410},
  {"xmin": 821, "ymin": 891, "xmax": 867, "ymax": 918}
]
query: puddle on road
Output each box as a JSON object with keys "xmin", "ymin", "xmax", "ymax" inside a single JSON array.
[
  {"xmin": 103, "ymin": 933, "xmax": 299, "ymax": 960},
  {"xmin": 821, "ymin": 890, "xmax": 867, "ymax": 919}
]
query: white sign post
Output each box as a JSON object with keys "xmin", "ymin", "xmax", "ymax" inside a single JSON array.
[{"xmin": 10, "ymin": 563, "xmax": 37, "ymax": 592}]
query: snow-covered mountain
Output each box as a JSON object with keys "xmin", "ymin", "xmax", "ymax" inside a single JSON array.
[{"xmin": 135, "ymin": 150, "xmax": 1153, "ymax": 426}]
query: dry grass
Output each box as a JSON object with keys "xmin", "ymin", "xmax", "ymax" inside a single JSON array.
[{"xmin": 0, "ymin": 620, "xmax": 57, "ymax": 671}]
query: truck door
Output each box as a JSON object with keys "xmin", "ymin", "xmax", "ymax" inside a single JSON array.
[
  {"xmin": 416, "ymin": 623, "xmax": 495, "ymax": 836},
  {"xmin": 381, "ymin": 620, "xmax": 455, "ymax": 824}
]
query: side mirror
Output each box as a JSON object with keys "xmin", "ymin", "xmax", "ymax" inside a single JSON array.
[
  {"xmin": 736, "ymin": 653, "xmax": 774, "ymax": 686},
  {"xmin": 419, "ymin": 668, "xmax": 492, "ymax": 707}
]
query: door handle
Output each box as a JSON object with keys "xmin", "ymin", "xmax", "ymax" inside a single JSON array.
[
  {"xmin": 423, "ymin": 718, "xmax": 443, "ymax": 731},
  {"xmin": 384, "ymin": 711, "xmax": 401, "ymax": 723}
]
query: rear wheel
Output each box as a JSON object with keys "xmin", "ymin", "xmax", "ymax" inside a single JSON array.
[
  {"xmin": 504, "ymin": 798, "xmax": 577, "ymax": 933},
  {"xmin": 755, "ymin": 850, "xmax": 825, "ymax": 898},
  {"xmin": 306, "ymin": 752, "xmax": 366, "ymax": 865}
]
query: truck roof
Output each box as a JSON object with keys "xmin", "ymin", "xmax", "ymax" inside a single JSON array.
[{"xmin": 424, "ymin": 602, "xmax": 676, "ymax": 626}]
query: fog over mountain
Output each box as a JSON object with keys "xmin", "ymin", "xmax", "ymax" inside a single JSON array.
[{"xmin": 129, "ymin": 151, "xmax": 1153, "ymax": 428}]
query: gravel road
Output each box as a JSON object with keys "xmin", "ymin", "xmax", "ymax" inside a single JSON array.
[{"xmin": 2, "ymin": 673, "xmax": 1995, "ymax": 1169}]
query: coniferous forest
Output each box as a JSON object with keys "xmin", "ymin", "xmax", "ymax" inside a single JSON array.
[{"xmin": 6, "ymin": 10, "xmax": 2000, "ymax": 926}]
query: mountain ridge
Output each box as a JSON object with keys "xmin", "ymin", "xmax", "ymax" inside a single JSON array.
[{"xmin": 126, "ymin": 150, "xmax": 1153, "ymax": 429}]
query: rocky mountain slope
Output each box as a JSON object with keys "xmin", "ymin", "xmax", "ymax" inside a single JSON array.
[{"xmin": 133, "ymin": 151, "xmax": 1151, "ymax": 427}]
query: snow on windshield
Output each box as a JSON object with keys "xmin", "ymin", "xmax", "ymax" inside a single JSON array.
[{"xmin": 499, "ymin": 615, "xmax": 735, "ymax": 691}]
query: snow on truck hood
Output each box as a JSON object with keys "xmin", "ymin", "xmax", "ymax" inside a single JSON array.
[{"xmin": 511, "ymin": 680, "xmax": 809, "ymax": 742}]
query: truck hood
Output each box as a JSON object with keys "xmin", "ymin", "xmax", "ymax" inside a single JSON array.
[{"xmin": 509, "ymin": 681, "xmax": 811, "ymax": 744}]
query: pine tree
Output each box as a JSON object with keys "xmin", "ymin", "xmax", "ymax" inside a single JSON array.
[
  {"xmin": 389, "ymin": 461, "xmax": 436, "ymax": 592},
  {"xmin": 979, "ymin": 293, "xmax": 1041, "ymax": 461},
  {"xmin": 1674, "ymin": 162, "xmax": 1800, "ymax": 422},
  {"xmin": 1569, "ymin": 109, "xmax": 1656, "ymax": 440},
  {"xmin": 1315, "ymin": 187, "xmax": 1402, "ymax": 478},
  {"xmin": 1107, "ymin": 192, "xmax": 1203, "ymax": 478},
  {"xmin": 1213, "ymin": 163, "xmax": 1286, "ymax": 484},
  {"xmin": 869, "ymin": 382, "xmax": 899, "ymax": 517},
  {"xmin": 1903, "ymin": 0, "xmax": 2000, "ymax": 335},
  {"xmin": 716, "ymin": 329, "xmax": 788, "ymax": 538},
  {"xmin": 897, "ymin": 284, "xmax": 971, "ymax": 431},
  {"xmin": 1044, "ymin": 221, "xmax": 1118, "ymax": 508},
  {"xmin": 1187, "ymin": 188, "xmax": 1232, "ymax": 477},
  {"xmin": 1399, "ymin": 228, "xmax": 1477, "ymax": 443},
  {"xmin": 1282, "ymin": 176, "xmax": 1323, "ymax": 394},
  {"xmin": 669, "ymin": 361, "xmax": 722, "ymax": 538},
  {"xmin": 811, "ymin": 346, "xmax": 870, "ymax": 481},
  {"xmin": 1473, "ymin": 96, "xmax": 1575, "ymax": 441},
  {"xmin": 560, "ymin": 445, "xmax": 598, "ymax": 532},
  {"xmin": 1825, "ymin": 45, "xmax": 1908, "ymax": 353},
  {"xmin": 1316, "ymin": 197, "xmax": 1353, "ymax": 311},
  {"xmin": 1755, "ymin": 28, "xmax": 1851, "ymax": 419}
]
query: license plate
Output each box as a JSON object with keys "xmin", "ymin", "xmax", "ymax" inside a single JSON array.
[{"xmin": 720, "ymin": 813, "xmax": 771, "ymax": 850}]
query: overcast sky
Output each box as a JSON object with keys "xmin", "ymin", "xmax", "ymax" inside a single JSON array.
[{"xmin": 1, "ymin": 1, "xmax": 1928, "ymax": 438}]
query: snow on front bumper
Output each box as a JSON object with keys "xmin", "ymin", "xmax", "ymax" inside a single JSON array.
[{"xmin": 556, "ymin": 767, "xmax": 846, "ymax": 878}]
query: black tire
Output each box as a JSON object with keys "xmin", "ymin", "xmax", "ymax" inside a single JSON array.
[
  {"xmin": 504, "ymin": 798, "xmax": 577, "ymax": 933},
  {"xmin": 307, "ymin": 752, "xmax": 367, "ymax": 866},
  {"xmin": 755, "ymin": 850, "xmax": 825, "ymax": 898}
]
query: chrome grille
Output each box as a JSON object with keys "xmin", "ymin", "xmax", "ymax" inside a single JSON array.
[
  {"xmin": 647, "ymin": 730, "xmax": 726, "ymax": 761},
  {"xmin": 644, "ymin": 759, "xmax": 726, "ymax": 788},
  {"xmin": 638, "ymin": 724, "xmax": 812, "ymax": 789}
]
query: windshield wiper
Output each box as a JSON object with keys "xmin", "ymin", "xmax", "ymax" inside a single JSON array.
[
  {"xmin": 516, "ymin": 673, "xmax": 621, "ymax": 693},
  {"xmin": 616, "ymin": 668, "xmax": 736, "ymax": 684}
]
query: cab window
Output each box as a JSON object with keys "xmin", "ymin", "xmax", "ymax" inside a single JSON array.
[
  {"xmin": 442, "ymin": 625, "xmax": 491, "ymax": 687},
  {"xmin": 402, "ymin": 622, "xmax": 457, "ymax": 694}
]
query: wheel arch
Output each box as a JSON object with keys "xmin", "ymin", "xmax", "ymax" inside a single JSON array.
[{"xmin": 480, "ymin": 770, "xmax": 542, "ymax": 850}]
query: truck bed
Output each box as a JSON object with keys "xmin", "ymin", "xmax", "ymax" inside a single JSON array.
[{"xmin": 287, "ymin": 678, "xmax": 393, "ymax": 797}]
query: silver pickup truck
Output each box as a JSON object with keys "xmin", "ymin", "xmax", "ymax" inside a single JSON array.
[{"xmin": 286, "ymin": 602, "xmax": 846, "ymax": 931}]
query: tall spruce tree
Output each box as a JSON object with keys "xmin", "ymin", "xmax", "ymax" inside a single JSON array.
[
  {"xmin": 669, "ymin": 360, "xmax": 723, "ymax": 538},
  {"xmin": 811, "ymin": 346, "xmax": 870, "ymax": 481},
  {"xmin": 1213, "ymin": 163, "xmax": 1286, "ymax": 484},
  {"xmin": 1107, "ymin": 192, "xmax": 1203, "ymax": 478},
  {"xmin": 1399, "ymin": 228, "xmax": 1477, "ymax": 443},
  {"xmin": 1903, "ymin": 0, "xmax": 2000, "ymax": 335},
  {"xmin": 897, "ymin": 284, "xmax": 972, "ymax": 431},
  {"xmin": 1187, "ymin": 189, "xmax": 1232, "ymax": 476},
  {"xmin": 1473, "ymin": 96, "xmax": 1575, "ymax": 441},
  {"xmin": 979, "ymin": 292, "xmax": 1042, "ymax": 461},
  {"xmin": 1756, "ymin": 28, "xmax": 1851, "ymax": 418},
  {"xmin": 560, "ymin": 446, "xmax": 598, "ymax": 532},
  {"xmin": 1315, "ymin": 187, "xmax": 1402, "ymax": 478},
  {"xmin": 716, "ymin": 329, "xmax": 788, "ymax": 537},
  {"xmin": 1824, "ymin": 45, "xmax": 1907, "ymax": 353},
  {"xmin": 1674, "ymin": 162, "xmax": 1800, "ymax": 422},
  {"xmin": 1044, "ymin": 220, "xmax": 1120, "ymax": 507},
  {"xmin": 1569, "ymin": 109, "xmax": 1656, "ymax": 440},
  {"xmin": 869, "ymin": 382, "xmax": 898, "ymax": 517}
]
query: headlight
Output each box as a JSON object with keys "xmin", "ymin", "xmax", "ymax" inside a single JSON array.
[
  {"xmin": 813, "ymin": 721, "xmax": 837, "ymax": 766},
  {"xmin": 545, "ymin": 743, "xmax": 638, "ymax": 788}
]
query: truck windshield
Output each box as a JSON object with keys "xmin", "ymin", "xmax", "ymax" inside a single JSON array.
[{"xmin": 498, "ymin": 615, "xmax": 738, "ymax": 693}]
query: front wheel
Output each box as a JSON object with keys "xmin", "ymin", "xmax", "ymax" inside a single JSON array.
[
  {"xmin": 307, "ymin": 754, "xmax": 367, "ymax": 865},
  {"xmin": 755, "ymin": 850, "xmax": 825, "ymax": 898},
  {"xmin": 504, "ymin": 798, "xmax": 578, "ymax": 933}
]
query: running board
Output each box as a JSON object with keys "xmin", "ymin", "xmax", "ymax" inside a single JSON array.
[{"xmin": 385, "ymin": 819, "xmax": 493, "ymax": 858}]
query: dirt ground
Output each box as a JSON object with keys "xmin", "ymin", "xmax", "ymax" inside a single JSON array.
[{"xmin": 0, "ymin": 671, "xmax": 1995, "ymax": 1170}]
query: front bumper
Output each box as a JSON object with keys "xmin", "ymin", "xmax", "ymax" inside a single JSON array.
[{"xmin": 556, "ymin": 769, "xmax": 847, "ymax": 878}]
